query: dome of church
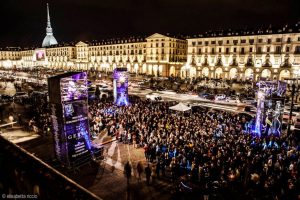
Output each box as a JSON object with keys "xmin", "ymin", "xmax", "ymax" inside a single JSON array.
[{"xmin": 42, "ymin": 35, "xmax": 58, "ymax": 47}]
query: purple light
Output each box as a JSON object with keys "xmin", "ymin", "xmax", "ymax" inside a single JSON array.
[{"xmin": 113, "ymin": 68, "xmax": 129, "ymax": 106}]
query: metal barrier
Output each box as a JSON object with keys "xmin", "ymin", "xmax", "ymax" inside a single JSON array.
[{"xmin": 0, "ymin": 135, "xmax": 102, "ymax": 200}]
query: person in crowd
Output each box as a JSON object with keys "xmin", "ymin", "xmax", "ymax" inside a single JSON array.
[
  {"xmin": 87, "ymin": 97, "xmax": 300, "ymax": 198},
  {"xmin": 124, "ymin": 161, "xmax": 132, "ymax": 186},
  {"xmin": 137, "ymin": 162, "xmax": 143, "ymax": 182},
  {"xmin": 145, "ymin": 164, "xmax": 152, "ymax": 186}
]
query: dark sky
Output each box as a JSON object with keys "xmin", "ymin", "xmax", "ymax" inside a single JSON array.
[{"xmin": 0, "ymin": 0, "xmax": 300, "ymax": 47}]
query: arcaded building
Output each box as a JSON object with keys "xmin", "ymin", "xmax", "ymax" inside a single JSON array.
[
  {"xmin": 0, "ymin": 33, "xmax": 187, "ymax": 77},
  {"xmin": 186, "ymin": 24, "xmax": 300, "ymax": 81},
  {"xmin": 0, "ymin": 3, "xmax": 299, "ymax": 80}
]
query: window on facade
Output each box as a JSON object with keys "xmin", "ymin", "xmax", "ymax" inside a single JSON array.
[
  {"xmin": 227, "ymin": 40, "xmax": 230, "ymax": 44},
  {"xmin": 257, "ymin": 47, "xmax": 262, "ymax": 53},
  {"xmin": 198, "ymin": 48, "xmax": 201, "ymax": 54},
  {"xmin": 267, "ymin": 39, "xmax": 272, "ymax": 44},
  {"xmin": 211, "ymin": 41, "xmax": 216, "ymax": 44},
  {"xmin": 241, "ymin": 39, "xmax": 246, "ymax": 43},
  {"xmin": 211, "ymin": 48, "xmax": 215, "ymax": 54},
  {"xmin": 226, "ymin": 48, "xmax": 229, "ymax": 54},
  {"xmin": 192, "ymin": 42, "xmax": 196, "ymax": 46},
  {"xmin": 162, "ymin": 49, "xmax": 164, "ymax": 54},
  {"xmin": 241, "ymin": 48, "xmax": 245, "ymax": 54},
  {"xmin": 218, "ymin": 41, "xmax": 223, "ymax": 45},
  {"xmin": 258, "ymin": 39, "xmax": 263, "ymax": 43},
  {"xmin": 233, "ymin": 48, "xmax": 236, "ymax": 53},
  {"xmin": 295, "ymin": 46, "xmax": 300, "ymax": 53},
  {"xmin": 233, "ymin": 40, "xmax": 238, "ymax": 45},
  {"xmin": 276, "ymin": 38, "xmax": 281, "ymax": 42},
  {"xmin": 219, "ymin": 48, "xmax": 222, "ymax": 53},
  {"xmin": 287, "ymin": 38, "xmax": 291, "ymax": 43},
  {"xmin": 156, "ymin": 43, "xmax": 159, "ymax": 47},
  {"xmin": 267, "ymin": 47, "xmax": 270, "ymax": 52},
  {"xmin": 205, "ymin": 41, "xmax": 209, "ymax": 46},
  {"xmin": 162, "ymin": 43, "xmax": 164, "ymax": 47},
  {"xmin": 298, "ymin": 37, "xmax": 300, "ymax": 42},
  {"xmin": 275, "ymin": 46, "xmax": 281, "ymax": 54},
  {"xmin": 198, "ymin": 41, "xmax": 202, "ymax": 45},
  {"xmin": 250, "ymin": 47, "xmax": 253, "ymax": 52},
  {"xmin": 286, "ymin": 47, "xmax": 290, "ymax": 52},
  {"xmin": 249, "ymin": 39, "xmax": 254, "ymax": 44}
]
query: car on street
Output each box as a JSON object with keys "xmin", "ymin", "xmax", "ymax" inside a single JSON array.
[
  {"xmin": 146, "ymin": 93, "xmax": 162, "ymax": 101},
  {"xmin": 198, "ymin": 93, "xmax": 211, "ymax": 98},
  {"xmin": 215, "ymin": 94, "xmax": 226, "ymax": 101},
  {"xmin": 242, "ymin": 97, "xmax": 256, "ymax": 104},
  {"xmin": 0, "ymin": 94, "xmax": 13, "ymax": 102},
  {"xmin": 226, "ymin": 95, "xmax": 240, "ymax": 103},
  {"xmin": 13, "ymin": 92, "xmax": 29, "ymax": 101},
  {"xmin": 97, "ymin": 84, "xmax": 112, "ymax": 91}
]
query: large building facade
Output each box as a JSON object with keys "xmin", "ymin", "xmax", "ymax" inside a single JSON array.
[
  {"xmin": 0, "ymin": 33, "xmax": 187, "ymax": 77},
  {"xmin": 1, "ymin": 25, "xmax": 300, "ymax": 81},
  {"xmin": 186, "ymin": 26, "xmax": 300, "ymax": 81}
]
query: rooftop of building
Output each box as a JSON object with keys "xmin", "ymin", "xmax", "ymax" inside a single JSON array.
[{"xmin": 187, "ymin": 21, "xmax": 300, "ymax": 39}]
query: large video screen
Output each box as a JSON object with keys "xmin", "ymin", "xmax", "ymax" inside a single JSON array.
[
  {"xmin": 255, "ymin": 81, "xmax": 286, "ymax": 137},
  {"xmin": 113, "ymin": 68, "xmax": 129, "ymax": 106},
  {"xmin": 62, "ymin": 100, "xmax": 91, "ymax": 162},
  {"xmin": 35, "ymin": 50, "xmax": 46, "ymax": 61},
  {"xmin": 60, "ymin": 72, "xmax": 88, "ymax": 102},
  {"xmin": 261, "ymin": 99, "xmax": 284, "ymax": 137}
]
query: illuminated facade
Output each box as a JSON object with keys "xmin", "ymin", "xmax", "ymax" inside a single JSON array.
[
  {"xmin": 0, "ymin": 33, "xmax": 187, "ymax": 77},
  {"xmin": 1, "ymin": 23, "xmax": 300, "ymax": 79},
  {"xmin": 187, "ymin": 26, "xmax": 300, "ymax": 80}
]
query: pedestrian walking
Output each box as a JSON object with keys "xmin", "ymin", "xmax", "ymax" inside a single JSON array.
[
  {"xmin": 137, "ymin": 162, "xmax": 143, "ymax": 182},
  {"xmin": 124, "ymin": 161, "xmax": 132, "ymax": 185},
  {"xmin": 8, "ymin": 113, "xmax": 14, "ymax": 128},
  {"xmin": 145, "ymin": 164, "xmax": 152, "ymax": 186}
]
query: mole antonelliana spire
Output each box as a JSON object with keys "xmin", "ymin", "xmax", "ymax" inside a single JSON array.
[{"xmin": 42, "ymin": 3, "xmax": 58, "ymax": 47}]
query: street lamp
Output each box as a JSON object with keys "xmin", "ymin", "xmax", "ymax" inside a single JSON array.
[{"xmin": 286, "ymin": 78, "xmax": 300, "ymax": 135}]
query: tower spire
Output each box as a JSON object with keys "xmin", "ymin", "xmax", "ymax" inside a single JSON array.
[
  {"xmin": 47, "ymin": 3, "xmax": 51, "ymax": 28},
  {"xmin": 42, "ymin": 3, "xmax": 58, "ymax": 47},
  {"xmin": 46, "ymin": 3, "xmax": 53, "ymax": 35}
]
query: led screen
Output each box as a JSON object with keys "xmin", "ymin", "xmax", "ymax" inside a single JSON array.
[
  {"xmin": 36, "ymin": 50, "xmax": 45, "ymax": 61},
  {"xmin": 60, "ymin": 72, "xmax": 88, "ymax": 102}
]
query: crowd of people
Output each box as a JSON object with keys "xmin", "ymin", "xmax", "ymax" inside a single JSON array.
[{"xmin": 89, "ymin": 98, "xmax": 300, "ymax": 199}]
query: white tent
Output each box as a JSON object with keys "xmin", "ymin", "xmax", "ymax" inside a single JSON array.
[{"xmin": 169, "ymin": 102, "xmax": 191, "ymax": 112}]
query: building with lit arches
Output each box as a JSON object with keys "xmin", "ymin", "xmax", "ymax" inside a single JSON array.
[
  {"xmin": 1, "ymin": 7, "xmax": 300, "ymax": 81},
  {"xmin": 186, "ymin": 24, "xmax": 300, "ymax": 81}
]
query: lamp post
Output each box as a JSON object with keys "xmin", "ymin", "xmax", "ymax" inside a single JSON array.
[{"xmin": 286, "ymin": 78, "xmax": 300, "ymax": 135}]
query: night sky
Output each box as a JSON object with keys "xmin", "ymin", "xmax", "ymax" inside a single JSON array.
[{"xmin": 0, "ymin": 0, "xmax": 300, "ymax": 47}]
